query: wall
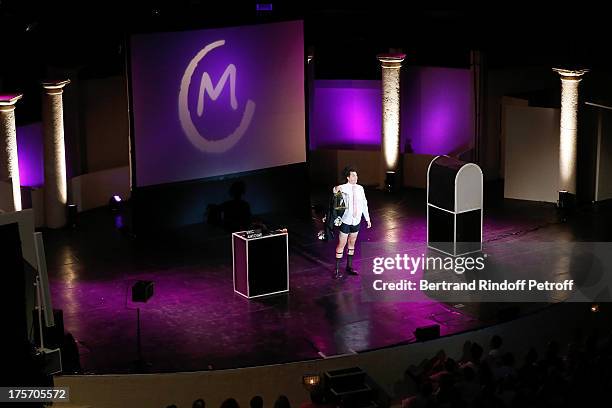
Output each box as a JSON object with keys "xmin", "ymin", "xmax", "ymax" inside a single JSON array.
[
  {"xmin": 404, "ymin": 153, "xmax": 436, "ymax": 189},
  {"xmin": 310, "ymin": 80, "xmax": 381, "ymax": 150},
  {"xmin": 499, "ymin": 96, "xmax": 529, "ymax": 179},
  {"xmin": 503, "ymin": 105, "xmax": 560, "ymax": 203},
  {"xmin": 83, "ymin": 76, "xmax": 130, "ymax": 173},
  {"xmin": 402, "ymin": 67, "xmax": 474, "ymax": 156},
  {"xmin": 16, "ymin": 122, "xmax": 44, "ymax": 187},
  {"xmin": 593, "ymin": 106, "xmax": 612, "ymax": 201}
]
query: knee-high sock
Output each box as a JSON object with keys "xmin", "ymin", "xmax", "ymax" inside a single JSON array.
[
  {"xmin": 335, "ymin": 252, "xmax": 343, "ymax": 269},
  {"xmin": 347, "ymin": 248, "xmax": 354, "ymax": 268}
]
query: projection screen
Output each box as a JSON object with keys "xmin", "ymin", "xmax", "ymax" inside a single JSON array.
[{"xmin": 129, "ymin": 20, "xmax": 305, "ymax": 187}]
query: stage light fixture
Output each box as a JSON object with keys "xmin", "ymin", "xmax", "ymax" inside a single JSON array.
[
  {"xmin": 108, "ymin": 195, "xmax": 122, "ymax": 211},
  {"xmin": 67, "ymin": 204, "xmax": 78, "ymax": 229},
  {"xmin": 302, "ymin": 374, "xmax": 320, "ymax": 390},
  {"xmin": 256, "ymin": 3, "xmax": 273, "ymax": 11},
  {"xmin": 591, "ymin": 303, "xmax": 600, "ymax": 313},
  {"xmin": 385, "ymin": 171, "xmax": 397, "ymax": 193},
  {"xmin": 557, "ymin": 190, "xmax": 575, "ymax": 210}
]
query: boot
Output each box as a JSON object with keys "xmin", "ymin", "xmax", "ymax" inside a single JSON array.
[
  {"xmin": 333, "ymin": 254, "xmax": 343, "ymax": 279},
  {"xmin": 346, "ymin": 252, "xmax": 358, "ymax": 275}
]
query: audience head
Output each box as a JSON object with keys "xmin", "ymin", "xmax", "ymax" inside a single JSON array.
[
  {"xmin": 309, "ymin": 385, "xmax": 326, "ymax": 404},
  {"xmin": 250, "ymin": 395, "xmax": 263, "ymax": 408},
  {"xmin": 438, "ymin": 372, "xmax": 454, "ymax": 390},
  {"xmin": 444, "ymin": 357, "xmax": 458, "ymax": 373},
  {"xmin": 273, "ymin": 395, "xmax": 291, "ymax": 408},
  {"xmin": 525, "ymin": 347, "xmax": 538, "ymax": 365},
  {"xmin": 220, "ymin": 398, "xmax": 240, "ymax": 408},
  {"xmin": 470, "ymin": 342, "xmax": 484, "ymax": 363},
  {"xmin": 501, "ymin": 352, "xmax": 515, "ymax": 367},
  {"xmin": 490, "ymin": 335, "xmax": 503, "ymax": 350},
  {"xmin": 192, "ymin": 398, "xmax": 205, "ymax": 408},
  {"xmin": 419, "ymin": 381, "xmax": 433, "ymax": 397},
  {"xmin": 545, "ymin": 340, "xmax": 559, "ymax": 359},
  {"xmin": 462, "ymin": 366, "xmax": 475, "ymax": 381}
]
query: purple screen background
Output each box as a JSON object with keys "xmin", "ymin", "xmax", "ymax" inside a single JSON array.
[{"xmin": 130, "ymin": 21, "xmax": 306, "ymax": 187}]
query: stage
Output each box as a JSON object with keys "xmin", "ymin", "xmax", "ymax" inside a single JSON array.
[{"xmin": 44, "ymin": 183, "xmax": 610, "ymax": 374}]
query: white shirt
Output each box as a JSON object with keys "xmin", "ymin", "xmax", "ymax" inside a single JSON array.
[{"xmin": 333, "ymin": 183, "xmax": 370, "ymax": 226}]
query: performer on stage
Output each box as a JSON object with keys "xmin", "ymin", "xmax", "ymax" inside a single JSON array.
[{"xmin": 332, "ymin": 166, "xmax": 372, "ymax": 279}]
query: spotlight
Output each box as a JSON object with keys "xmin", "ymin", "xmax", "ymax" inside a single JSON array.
[
  {"xmin": 302, "ymin": 374, "xmax": 320, "ymax": 390},
  {"xmin": 256, "ymin": 3, "xmax": 273, "ymax": 11},
  {"xmin": 25, "ymin": 22, "xmax": 38, "ymax": 32},
  {"xmin": 591, "ymin": 303, "xmax": 600, "ymax": 313},
  {"xmin": 67, "ymin": 204, "xmax": 78, "ymax": 229},
  {"xmin": 558, "ymin": 190, "xmax": 575, "ymax": 210},
  {"xmin": 385, "ymin": 171, "xmax": 397, "ymax": 193},
  {"xmin": 108, "ymin": 195, "xmax": 122, "ymax": 212},
  {"xmin": 558, "ymin": 191, "xmax": 575, "ymax": 222}
]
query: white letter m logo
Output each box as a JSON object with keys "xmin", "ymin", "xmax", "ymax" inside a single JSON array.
[
  {"xmin": 197, "ymin": 63, "xmax": 238, "ymax": 117},
  {"xmin": 179, "ymin": 39, "xmax": 256, "ymax": 153}
]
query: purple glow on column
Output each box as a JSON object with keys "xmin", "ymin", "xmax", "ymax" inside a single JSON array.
[
  {"xmin": 402, "ymin": 67, "xmax": 474, "ymax": 155},
  {"xmin": 310, "ymin": 80, "xmax": 381, "ymax": 150},
  {"xmin": 16, "ymin": 122, "xmax": 44, "ymax": 187}
]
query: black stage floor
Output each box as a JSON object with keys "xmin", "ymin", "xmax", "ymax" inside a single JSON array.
[{"xmin": 43, "ymin": 183, "xmax": 612, "ymax": 373}]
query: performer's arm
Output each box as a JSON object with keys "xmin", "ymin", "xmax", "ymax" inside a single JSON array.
[{"xmin": 362, "ymin": 187, "xmax": 372, "ymax": 228}]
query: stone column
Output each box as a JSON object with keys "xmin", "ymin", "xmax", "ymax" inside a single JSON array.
[
  {"xmin": 42, "ymin": 80, "xmax": 70, "ymax": 228},
  {"xmin": 552, "ymin": 68, "xmax": 588, "ymax": 195},
  {"xmin": 377, "ymin": 53, "xmax": 405, "ymax": 189},
  {"xmin": 0, "ymin": 94, "xmax": 23, "ymax": 212}
]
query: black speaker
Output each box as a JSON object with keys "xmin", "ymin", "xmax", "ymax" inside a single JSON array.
[
  {"xmin": 132, "ymin": 280, "xmax": 154, "ymax": 303},
  {"xmin": 40, "ymin": 347, "xmax": 62, "ymax": 375},
  {"xmin": 414, "ymin": 324, "xmax": 440, "ymax": 341}
]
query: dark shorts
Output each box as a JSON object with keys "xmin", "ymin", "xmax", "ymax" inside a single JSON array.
[{"xmin": 339, "ymin": 223, "xmax": 360, "ymax": 234}]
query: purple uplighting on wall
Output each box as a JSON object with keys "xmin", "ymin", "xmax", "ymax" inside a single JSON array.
[
  {"xmin": 402, "ymin": 67, "xmax": 474, "ymax": 155},
  {"xmin": 310, "ymin": 68, "xmax": 474, "ymax": 155},
  {"xmin": 310, "ymin": 80, "xmax": 381, "ymax": 150},
  {"xmin": 17, "ymin": 122, "xmax": 44, "ymax": 187}
]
